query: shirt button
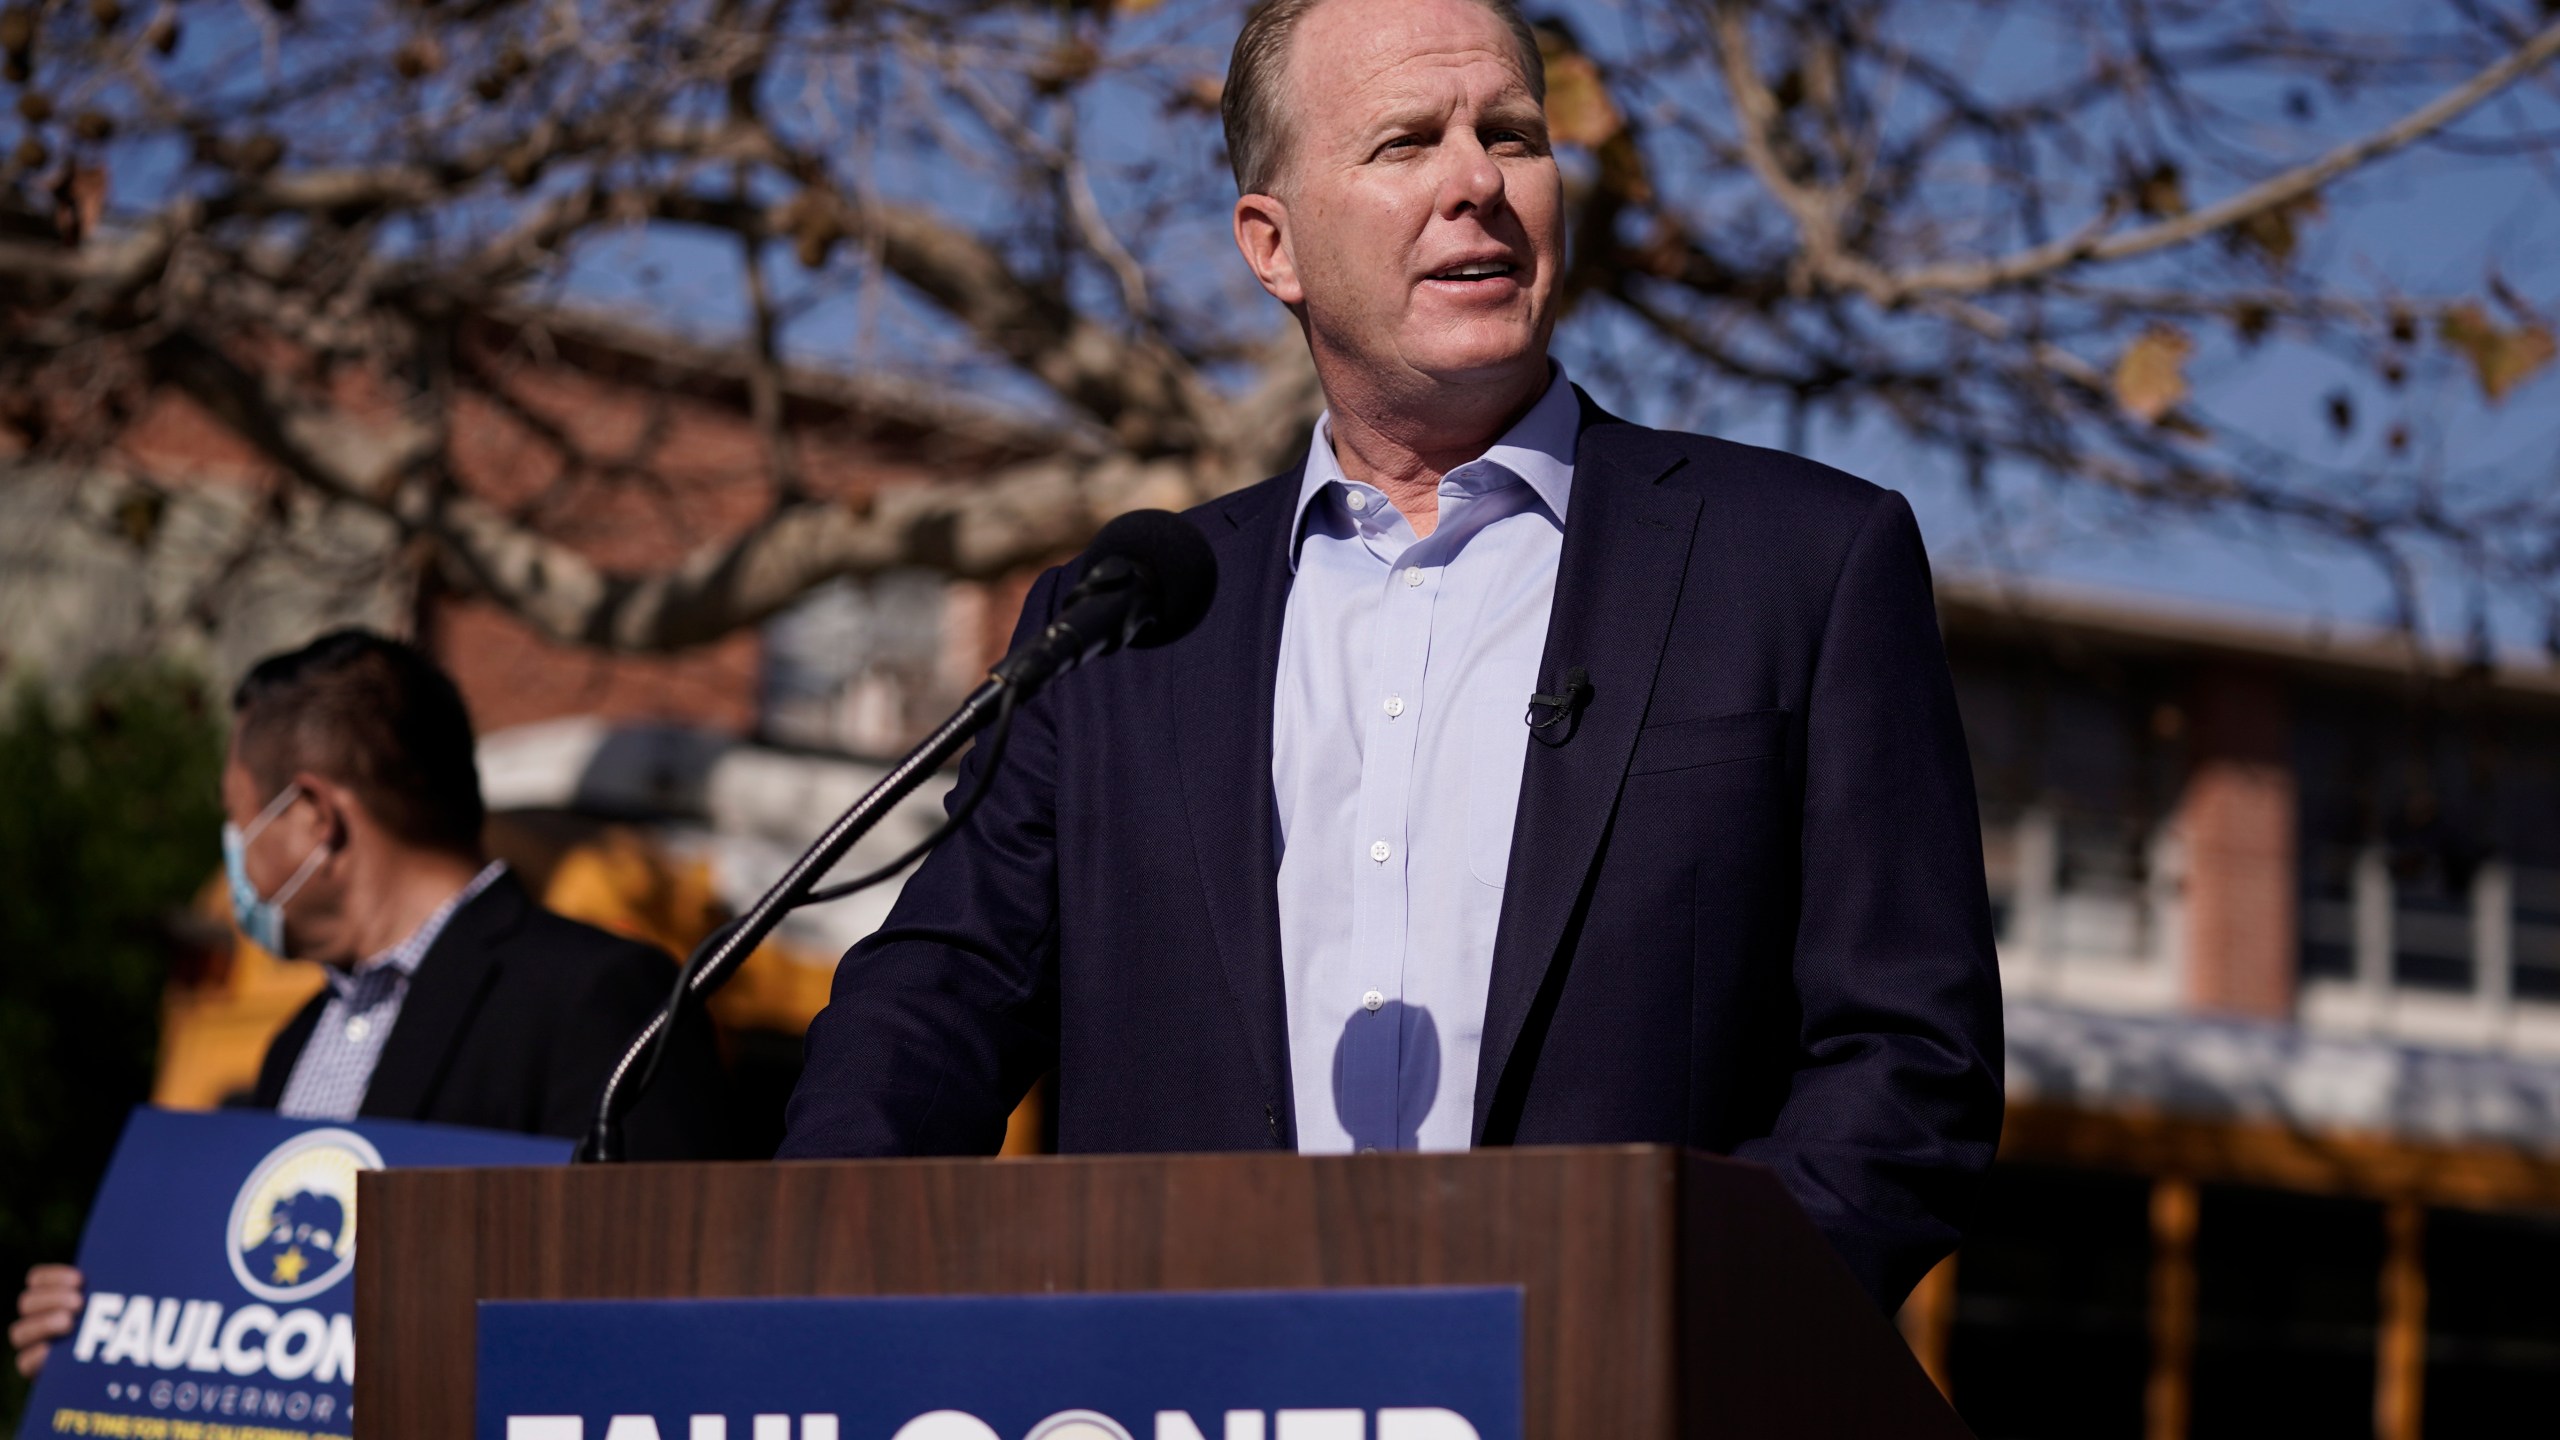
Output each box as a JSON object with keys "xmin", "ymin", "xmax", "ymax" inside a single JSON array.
[
  {"xmin": 1362, "ymin": 990, "xmax": 1385, "ymax": 1012},
  {"xmin": 1369, "ymin": 839, "xmax": 1392, "ymax": 863},
  {"xmin": 1384, "ymin": 695, "xmax": 1405, "ymax": 718},
  {"xmin": 345, "ymin": 1015, "xmax": 372, "ymax": 1042},
  {"xmin": 1403, "ymin": 566, "xmax": 1424, "ymax": 587},
  {"xmin": 1347, "ymin": 491, "xmax": 1370, "ymax": 512}
]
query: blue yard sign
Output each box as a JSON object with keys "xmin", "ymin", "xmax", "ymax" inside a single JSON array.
[
  {"xmin": 477, "ymin": 1288, "xmax": 1524, "ymax": 1440},
  {"xmin": 18, "ymin": 1105, "xmax": 570, "ymax": 1440}
]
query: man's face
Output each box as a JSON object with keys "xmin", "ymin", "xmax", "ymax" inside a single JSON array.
[
  {"xmin": 221, "ymin": 745, "xmax": 349, "ymax": 960},
  {"xmin": 1238, "ymin": 0, "xmax": 1563, "ymax": 399}
]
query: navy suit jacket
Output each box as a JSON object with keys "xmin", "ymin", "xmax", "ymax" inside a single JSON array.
[
  {"xmin": 252, "ymin": 872, "xmax": 734, "ymax": 1160},
  {"xmin": 781, "ymin": 392, "xmax": 2005, "ymax": 1309}
]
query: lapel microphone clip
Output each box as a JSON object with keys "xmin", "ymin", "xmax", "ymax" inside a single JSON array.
[{"xmin": 1525, "ymin": 665, "xmax": 1591, "ymax": 746}]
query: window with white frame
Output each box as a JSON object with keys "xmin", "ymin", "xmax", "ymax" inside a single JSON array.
[
  {"xmin": 2284, "ymin": 681, "xmax": 2560, "ymax": 1045},
  {"xmin": 1987, "ymin": 807, "xmax": 2182, "ymax": 961},
  {"xmin": 2300, "ymin": 843, "xmax": 2362, "ymax": 985},
  {"xmin": 2391, "ymin": 849, "xmax": 2477, "ymax": 993},
  {"xmin": 1958, "ymin": 657, "xmax": 2187, "ymax": 1011},
  {"xmin": 2516, "ymin": 867, "xmax": 2560, "ymax": 1004},
  {"xmin": 2298, "ymin": 844, "xmax": 2560, "ymax": 1049}
]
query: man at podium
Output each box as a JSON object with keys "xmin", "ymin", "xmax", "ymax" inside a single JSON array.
[{"xmin": 782, "ymin": 0, "xmax": 2003, "ymax": 1313}]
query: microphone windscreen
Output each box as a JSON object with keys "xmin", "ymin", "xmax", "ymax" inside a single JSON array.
[{"xmin": 1083, "ymin": 508, "xmax": 1219, "ymax": 648}]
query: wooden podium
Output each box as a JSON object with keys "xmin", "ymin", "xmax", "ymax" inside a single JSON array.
[{"xmin": 354, "ymin": 1146, "xmax": 1968, "ymax": 1439}]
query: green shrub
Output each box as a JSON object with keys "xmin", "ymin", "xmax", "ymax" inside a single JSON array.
[{"xmin": 0, "ymin": 664, "xmax": 224, "ymax": 1428}]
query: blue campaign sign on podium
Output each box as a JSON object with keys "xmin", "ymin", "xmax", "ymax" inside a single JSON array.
[
  {"xmin": 17, "ymin": 1106, "xmax": 569, "ymax": 1440},
  {"xmin": 477, "ymin": 1288, "xmax": 1523, "ymax": 1440}
]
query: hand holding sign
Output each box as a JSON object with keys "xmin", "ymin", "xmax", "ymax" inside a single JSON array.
[
  {"xmin": 16, "ymin": 1107, "xmax": 567, "ymax": 1440},
  {"xmin": 10, "ymin": 1265, "xmax": 83, "ymax": 1379}
]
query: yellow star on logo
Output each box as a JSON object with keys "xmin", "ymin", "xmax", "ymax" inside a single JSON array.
[{"xmin": 270, "ymin": 1245, "xmax": 309, "ymax": 1285}]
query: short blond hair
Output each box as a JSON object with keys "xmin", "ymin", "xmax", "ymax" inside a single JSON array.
[{"xmin": 1220, "ymin": 0, "xmax": 1548, "ymax": 196}]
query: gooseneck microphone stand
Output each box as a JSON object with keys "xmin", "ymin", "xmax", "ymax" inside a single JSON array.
[
  {"xmin": 576, "ymin": 674, "xmax": 1013, "ymax": 1162},
  {"xmin": 578, "ymin": 510, "xmax": 1217, "ymax": 1162}
]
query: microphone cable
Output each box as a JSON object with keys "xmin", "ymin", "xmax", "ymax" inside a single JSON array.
[
  {"xmin": 798, "ymin": 679, "xmax": 1022, "ymax": 907},
  {"xmin": 588, "ymin": 507, "xmax": 1215, "ymax": 1159},
  {"xmin": 626, "ymin": 679, "xmax": 1024, "ymax": 1110}
]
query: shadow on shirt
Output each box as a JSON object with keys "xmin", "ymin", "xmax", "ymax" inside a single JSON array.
[{"xmin": 1331, "ymin": 999, "xmax": 1441, "ymax": 1152}]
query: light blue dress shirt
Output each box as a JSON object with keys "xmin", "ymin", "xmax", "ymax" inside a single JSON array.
[
  {"xmin": 1273, "ymin": 366, "xmax": 1578, "ymax": 1153},
  {"xmin": 277, "ymin": 861, "xmax": 507, "ymax": 1120}
]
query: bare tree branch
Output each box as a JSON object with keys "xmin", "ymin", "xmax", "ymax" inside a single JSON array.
[
  {"xmin": 5, "ymin": 0, "xmax": 2557, "ymax": 671},
  {"xmin": 151, "ymin": 323, "xmax": 1199, "ymax": 650},
  {"xmin": 1880, "ymin": 15, "xmax": 2560, "ymax": 299},
  {"xmin": 1711, "ymin": 5, "xmax": 2560, "ymax": 305}
]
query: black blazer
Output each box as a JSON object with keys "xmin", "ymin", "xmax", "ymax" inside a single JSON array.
[
  {"xmin": 251, "ymin": 870, "xmax": 732, "ymax": 1160},
  {"xmin": 781, "ymin": 393, "xmax": 2005, "ymax": 1308}
]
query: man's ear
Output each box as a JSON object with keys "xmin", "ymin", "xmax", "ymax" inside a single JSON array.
[
  {"xmin": 1232, "ymin": 191, "xmax": 1304, "ymax": 308},
  {"xmin": 291, "ymin": 771, "xmax": 352, "ymax": 851}
]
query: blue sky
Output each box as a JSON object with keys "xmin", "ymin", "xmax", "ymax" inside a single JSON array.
[{"xmin": 1527, "ymin": 0, "xmax": 2560, "ymax": 655}]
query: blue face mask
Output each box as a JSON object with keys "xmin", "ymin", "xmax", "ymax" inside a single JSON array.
[{"xmin": 223, "ymin": 784, "xmax": 330, "ymax": 956}]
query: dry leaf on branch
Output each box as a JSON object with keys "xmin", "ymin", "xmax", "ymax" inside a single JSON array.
[
  {"xmin": 2227, "ymin": 191, "xmax": 2324, "ymax": 267},
  {"xmin": 1542, "ymin": 52, "xmax": 1622, "ymax": 148},
  {"xmin": 394, "ymin": 35, "xmax": 443, "ymax": 79},
  {"xmin": 783, "ymin": 192, "xmax": 843, "ymax": 270},
  {"xmin": 2228, "ymin": 300, "xmax": 2273, "ymax": 346},
  {"xmin": 2133, "ymin": 160, "xmax": 2187, "ymax": 219},
  {"xmin": 1030, "ymin": 38, "xmax": 1098, "ymax": 94},
  {"xmin": 2441, "ymin": 302, "xmax": 2556, "ymax": 403},
  {"xmin": 2114, "ymin": 325, "xmax": 2194, "ymax": 423},
  {"xmin": 1170, "ymin": 74, "xmax": 1221, "ymax": 114}
]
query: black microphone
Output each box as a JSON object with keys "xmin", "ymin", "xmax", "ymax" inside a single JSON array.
[
  {"xmin": 1525, "ymin": 665, "xmax": 1591, "ymax": 745},
  {"xmin": 579, "ymin": 509, "xmax": 1217, "ymax": 1161},
  {"xmin": 993, "ymin": 509, "xmax": 1219, "ymax": 691}
]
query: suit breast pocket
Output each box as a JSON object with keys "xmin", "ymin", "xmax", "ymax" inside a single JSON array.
[{"xmin": 1626, "ymin": 707, "xmax": 1791, "ymax": 777}]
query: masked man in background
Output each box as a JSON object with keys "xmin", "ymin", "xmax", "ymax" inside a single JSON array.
[{"xmin": 12, "ymin": 629, "xmax": 730, "ymax": 1379}]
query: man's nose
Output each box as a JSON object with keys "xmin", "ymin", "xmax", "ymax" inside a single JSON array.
[{"xmin": 1438, "ymin": 131, "xmax": 1508, "ymax": 218}]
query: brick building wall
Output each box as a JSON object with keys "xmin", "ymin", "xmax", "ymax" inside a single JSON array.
[
  {"xmin": 40, "ymin": 312, "xmax": 1053, "ymax": 741},
  {"xmin": 421, "ymin": 327, "xmax": 959, "ymax": 737},
  {"xmin": 2180, "ymin": 665, "xmax": 2299, "ymax": 1020}
]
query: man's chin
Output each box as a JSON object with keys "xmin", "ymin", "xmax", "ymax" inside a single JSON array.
[{"xmin": 1398, "ymin": 328, "xmax": 1548, "ymax": 389}]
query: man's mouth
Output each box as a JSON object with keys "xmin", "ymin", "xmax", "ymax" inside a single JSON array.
[{"xmin": 1427, "ymin": 261, "xmax": 1518, "ymax": 282}]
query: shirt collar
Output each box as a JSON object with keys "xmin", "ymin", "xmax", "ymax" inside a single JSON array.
[
  {"xmin": 332, "ymin": 860, "xmax": 508, "ymax": 994},
  {"xmin": 1289, "ymin": 363, "xmax": 1579, "ymax": 572}
]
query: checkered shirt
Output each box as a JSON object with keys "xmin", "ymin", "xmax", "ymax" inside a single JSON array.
[{"xmin": 276, "ymin": 862, "xmax": 508, "ymax": 1121}]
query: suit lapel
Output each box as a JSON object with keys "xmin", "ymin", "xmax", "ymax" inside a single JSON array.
[
  {"xmin": 1171, "ymin": 476, "xmax": 1302, "ymax": 1142},
  {"xmin": 1473, "ymin": 399, "xmax": 1700, "ymax": 1142},
  {"xmin": 252, "ymin": 993, "xmax": 328, "ymax": 1109},
  {"xmin": 357, "ymin": 871, "xmax": 525, "ymax": 1120}
]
